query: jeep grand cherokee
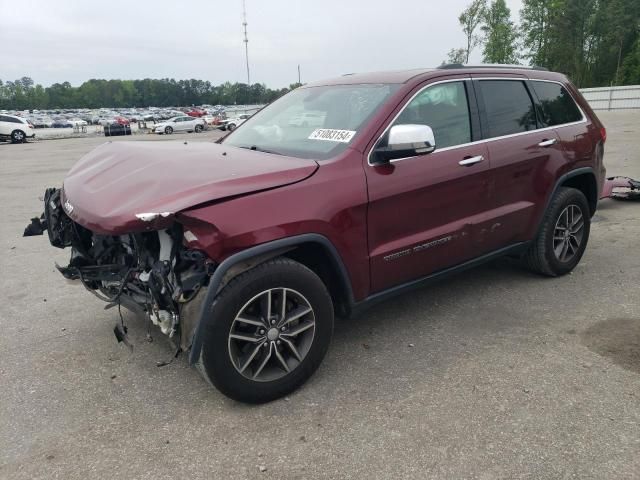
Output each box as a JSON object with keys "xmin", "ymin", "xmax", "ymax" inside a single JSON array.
[{"xmin": 26, "ymin": 65, "xmax": 606, "ymax": 403}]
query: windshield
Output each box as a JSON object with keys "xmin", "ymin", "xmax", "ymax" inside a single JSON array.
[{"xmin": 223, "ymin": 83, "xmax": 399, "ymax": 160}]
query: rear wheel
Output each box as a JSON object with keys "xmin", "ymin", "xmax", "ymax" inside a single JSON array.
[
  {"xmin": 197, "ymin": 258, "xmax": 334, "ymax": 403},
  {"xmin": 165, "ymin": 126, "xmax": 173, "ymax": 134},
  {"xmin": 523, "ymin": 187, "xmax": 590, "ymax": 276},
  {"xmin": 11, "ymin": 130, "xmax": 26, "ymax": 143}
]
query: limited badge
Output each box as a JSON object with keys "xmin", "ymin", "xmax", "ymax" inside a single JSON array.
[{"xmin": 308, "ymin": 129, "xmax": 356, "ymax": 143}]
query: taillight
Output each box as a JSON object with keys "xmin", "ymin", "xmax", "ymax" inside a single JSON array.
[{"xmin": 600, "ymin": 127, "xmax": 607, "ymax": 143}]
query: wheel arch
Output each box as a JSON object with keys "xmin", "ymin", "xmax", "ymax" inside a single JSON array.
[
  {"xmin": 188, "ymin": 233, "xmax": 354, "ymax": 364},
  {"xmin": 560, "ymin": 170, "xmax": 598, "ymax": 216}
]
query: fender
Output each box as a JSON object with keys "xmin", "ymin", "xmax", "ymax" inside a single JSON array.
[
  {"xmin": 188, "ymin": 233, "xmax": 354, "ymax": 364},
  {"xmin": 534, "ymin": 166, "xmax": 597, "ymax": 237}
]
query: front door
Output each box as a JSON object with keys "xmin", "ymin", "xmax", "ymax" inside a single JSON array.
[{"xmin": 365, "ymin": 79, "xmax": 492, "ymax": 293}]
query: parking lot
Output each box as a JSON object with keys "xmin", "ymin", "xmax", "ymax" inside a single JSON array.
[{"xmin": 1, "ymin": 112, "xmax": 639, "ymax": 479}]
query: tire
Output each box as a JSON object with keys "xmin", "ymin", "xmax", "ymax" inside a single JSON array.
[
  {"xmin": 227, "ymin": 123, "xmax": 236, "ymax": 132},
  {"xmin": 11, "ymin": 130, "xmax": 26, "ymax": 143},
  {"xmin": 523, "ymin": 187, "xmax": 591, "ymax": 276},
  {"xmin": 165, "ymin": 126, "xmax": 173, "ymax": 134},
  {"xmin": 195, "ymin": 124, "xmax": 203, "ymax": 133},
  {"xmin": 197, "ymin": 257, "xmax": 334, "ymax": 403}
]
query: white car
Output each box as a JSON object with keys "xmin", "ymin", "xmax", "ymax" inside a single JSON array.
[
  {"xmin": 288, "ymin": 111, "xmax": 326, "ymax": 127},
  {"xmin": 0, "ymin": 114, "xmax": 35, "ymax": 143},
  {"xmin": 220, "ymin": 114, "xmax": 250, "ymax": 131},
  {"xmin": 153, "ymin": 116, "xmax": 205, "ymax": 135}
]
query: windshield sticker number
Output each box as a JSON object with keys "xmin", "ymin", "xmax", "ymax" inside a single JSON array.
[{"xmin": 308, "ymin": 129, "xmax": 356, "ymax": 143}]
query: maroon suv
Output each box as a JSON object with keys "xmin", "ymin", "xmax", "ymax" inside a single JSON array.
[{"xmin": 26, "ymin": 65, "xmax": 606, "ymax": 403}]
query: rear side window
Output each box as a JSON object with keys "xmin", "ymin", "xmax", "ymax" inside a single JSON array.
[
  {"xmin": 531, "ymin": 81, "xmax": 583, "ymax": 126},
  {"xmin": 393, "ymin": 81, "xmax": 472, "ymax": 149},
  {"xmin": 0, "ymin": 115, "xmax": 22, "ymax": 123},
  {"xmin": 478, "ymin": 80, "xmax": 537, "ymax": 138}
]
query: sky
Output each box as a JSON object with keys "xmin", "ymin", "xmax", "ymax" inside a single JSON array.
[{"xmin": 0, "ymin": 0, "xmax": 523, "ymax": 89}]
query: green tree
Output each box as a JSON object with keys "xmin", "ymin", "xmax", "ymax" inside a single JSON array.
[
  {"xmin": 620, "ymin": 36, "xmax": 640, "ymax": 84},
  {"xmin": 459, "ymin": 0, "xmax": 487, "ymax": 63},
  {"xmin": 520, "ymin": 0, "xmax": 555, "ymax": 66},
  {"xmin": 482, "ymin": 0, "xmax": 519, "ymax": 64},
  {"xmin": 446, "ymin": 48, "xmax": 467, "ymax": 64}
]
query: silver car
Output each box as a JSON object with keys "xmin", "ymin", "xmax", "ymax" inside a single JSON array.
[{"xmin": 153, "ymin": 116, "xmax": 205, "ymax": 135}]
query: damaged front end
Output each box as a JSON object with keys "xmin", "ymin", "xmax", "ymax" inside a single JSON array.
[{"xmin": 25, "ymin": 188, "xmax": 215, "ymax": 351}]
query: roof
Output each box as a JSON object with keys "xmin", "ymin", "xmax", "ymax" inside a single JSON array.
[
  {"xmin": 303, "ymin": 65, "xmax": 565, "ymax": 87},
  {"xmin": 304, "ymin": 68, "xmax": 437, "ymax": 86}
]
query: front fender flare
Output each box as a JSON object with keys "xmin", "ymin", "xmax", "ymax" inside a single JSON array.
[{"xmin": 188, "ymin": 233, "xmax": 354, "ymax": 364}]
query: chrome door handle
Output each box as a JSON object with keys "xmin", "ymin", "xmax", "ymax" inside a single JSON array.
[
  {"xmin": 538, "ymin": 138, "xmax": 557, "ymax": 147},
  {"xmin": 459, "ymin": 155, "xmax": 484, "ymax": 166}
]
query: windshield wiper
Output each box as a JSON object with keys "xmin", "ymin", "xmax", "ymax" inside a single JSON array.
[{"xmin": 238, "ymin": 145, "xmax": 283, "ymax": 156}]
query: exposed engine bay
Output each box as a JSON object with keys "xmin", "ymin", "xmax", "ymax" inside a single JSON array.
[{"xmin": 25, "ymin": 188, "xmax": 214, "ymax": 349}]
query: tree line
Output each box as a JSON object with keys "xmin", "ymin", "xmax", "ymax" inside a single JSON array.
[
  {"xmin": 0, "ymin": 78, "xmax": 302, "ymax": 111},
  {"xmin": 3, "ymin": 0, "xmax": 639, "ymax": 110},
  {"xmin": 448, "ymin": 0, "xmax": 640, "ymax": 87}
]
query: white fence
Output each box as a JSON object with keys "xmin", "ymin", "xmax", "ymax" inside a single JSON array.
[{"xmin": 579, "ymin": 85, "xmax": 640, "ymax": 111}]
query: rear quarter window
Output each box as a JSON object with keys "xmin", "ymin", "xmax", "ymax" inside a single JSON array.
[{"xmin": 531, "ymin": 81, "xmax": 583, "ymax": 126}]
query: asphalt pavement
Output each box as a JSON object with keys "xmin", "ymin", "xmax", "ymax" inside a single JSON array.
[{"xmin": 1, "ymin": 113, "xmax": 639, "ymax": 479}]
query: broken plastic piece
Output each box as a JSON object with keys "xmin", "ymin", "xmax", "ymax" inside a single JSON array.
[
  {"xmin": 113, "ymin": 324, "xmax": 133, "ymax": 351},
  {"xmin": 23, "ymin": 216, "xmax": 48, "ymax": 236},
  {"xmin": 600, "ymin": 176, "xmax": 640, "ymax": 201}
]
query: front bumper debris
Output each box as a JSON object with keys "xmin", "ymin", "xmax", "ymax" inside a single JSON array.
[
  {"xmin": 24, "ymin": 187, "xmax": 215, "ymax": 352},
  {"xmin": 600, "ymin": 176, "xmax": 640, "ymax": 201}
]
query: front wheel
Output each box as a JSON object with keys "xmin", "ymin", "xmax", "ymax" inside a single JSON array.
[
  {"xmin": 227, "ymin": 123, "xmax": 236, "ymax": 131},
  {"xmin": 195, "ymin": 124, "xmax": 203, "ymax": 133},
  {"xmin": 523, "ymin": 187, "xmax": 591, "ymax": 276},
  {"xmin": 164, "ymin": 126, "xmax": 173, "ymax": 134},
  {"xmin": 197, "ymin": 258, "xmax": 334, "ymax": 403},
  {"xmin": 11, "ymin": 130, "xmax": 26, "ymax": 143}
]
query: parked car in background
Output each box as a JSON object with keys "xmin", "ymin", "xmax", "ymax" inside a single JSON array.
[
  {"xmin": 152, "ymin": 116, "xmax": 205, "ymax": 134},
  {"xmin": 288, "ymin": 111, "xmax": 326, "ymax": 127},
  {"xmin": 0, "ymin": 114, "xmax": 35, "ymax": 142},
  {"xmin": 185, "ymin": 108, "xmax": 206, "ymax": 118},
  {"xmin": 51, "ymin": 120, "xmax": 73, "ymax": 128},
  {"xmin": 219, "ymin": 113, "xmax": 251, "ymax": 131}
]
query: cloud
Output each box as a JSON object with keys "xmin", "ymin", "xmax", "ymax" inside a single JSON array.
[{"xmin": 0, "ymin": 0, "xmax": 523, "ymax": 88}]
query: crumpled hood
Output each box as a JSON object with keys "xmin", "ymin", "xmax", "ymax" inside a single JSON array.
[{"xmin": 62, "ymin": 141, "xmax": 318, "ymax": 234}]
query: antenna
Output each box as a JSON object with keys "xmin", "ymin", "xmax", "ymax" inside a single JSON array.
[{"xmin": 242, "ymin": 0, "xmax": 250, "ymax": 85}]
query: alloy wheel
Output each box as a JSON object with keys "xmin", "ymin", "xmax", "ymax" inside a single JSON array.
[
  {"xmin": 553, "ymin": 204, "xmax": 584, "ymax": 262},
  {"xmin": 228, "ymin": 288, "xmax": 316, "ymax": 382}
]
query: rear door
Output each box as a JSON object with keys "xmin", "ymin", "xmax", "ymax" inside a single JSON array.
[
  {"xmin": 529, "ymin": 79, "xmax": 593, "ymax": 167},
  {"xmin": 365, "ymin": 78, "xmax": 492, "ymax": 293},
  {"xmin": 472, "ymin": 77, "xmax": 566, "ymax": 253},
  {"xmin": 178, "ymin": 117, "xmax": 191, "ymax": 131}
]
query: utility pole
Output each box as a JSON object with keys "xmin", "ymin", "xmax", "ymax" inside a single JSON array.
[
  {"xmin": 242, "ymin": 0, "xmax": 250, "ymax": 85},
  {"xmin": 297, "ymin": 64, "xmax": 301, "ymax": 84}
]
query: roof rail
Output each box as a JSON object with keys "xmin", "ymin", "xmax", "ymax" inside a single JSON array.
[{"xmin": 437, "ymin": 63, "xmax": 549, "ymax": 71}]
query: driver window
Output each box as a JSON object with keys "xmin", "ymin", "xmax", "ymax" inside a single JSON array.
[{"xmin": 394, "ymin": 82, "xmax": 471, "ymax": 149}]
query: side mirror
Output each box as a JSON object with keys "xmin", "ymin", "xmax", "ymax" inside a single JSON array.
[{"xmin": 371, "ymin": 124, "xmax": 436, "ymax": 165}]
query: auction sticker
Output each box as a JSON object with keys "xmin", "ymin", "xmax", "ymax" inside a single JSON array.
[{"xmin": 308, "ymin": 129, "xmax": 356, "ymax": 143}]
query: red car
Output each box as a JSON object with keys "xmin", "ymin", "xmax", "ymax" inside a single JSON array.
[
  {"xmin": 185, "ymin": 108, "xmax": 206, "ymax": 118},
  {"xmin": 27, "ymin": 65, "xmax": 606, "ymax": 403}
]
